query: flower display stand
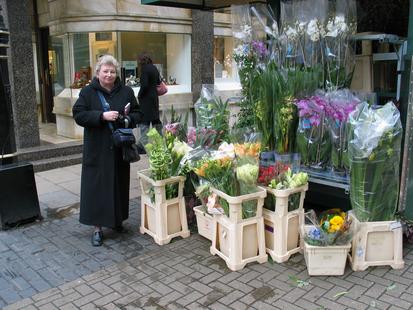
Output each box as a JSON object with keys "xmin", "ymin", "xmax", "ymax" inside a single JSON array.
[
  {"xmin": 138, "ymin": 169, "xmax": 190, "ymax": 245},
  {"xmin": 348, "ymin": 212, "xmax": 404, "ymax": 271},
  {"xmin": 194, "ymin": 205, "xmax": 214, "ymax": 241},
  {"xmin": 263, "ymin": 184, "xmax": 308, "ymax": 263},
  {"xmin": 210, "ymin": 187, "xmax": 268, "ymax": 271}
]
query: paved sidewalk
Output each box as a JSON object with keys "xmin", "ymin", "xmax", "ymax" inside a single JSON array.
[{"xmin": 1, "ymin": 161, "xmax": 413, "ymax": 309}]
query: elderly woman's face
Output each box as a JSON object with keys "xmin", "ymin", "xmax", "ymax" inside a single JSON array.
[{"xmin": 97, "ymin": 64, "xmax": 116, "ymax": 87}]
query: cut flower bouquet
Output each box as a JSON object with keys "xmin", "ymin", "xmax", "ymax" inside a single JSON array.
[
  {"xmin": 303, "ymin": 209, "xmax": 354, "ymax": 246},
  {"xmin": 191, "ymin": 141, "xmax": 262, "ymax": 218}
]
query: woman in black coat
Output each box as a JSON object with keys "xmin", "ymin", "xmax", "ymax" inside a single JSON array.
[
  {"xmin": 136, "ymin": 54, "xmax": 162, "ymax": 152},
  {"xmin": 72, "ymin": 55, "xmax": 141, "ymax": 246}
]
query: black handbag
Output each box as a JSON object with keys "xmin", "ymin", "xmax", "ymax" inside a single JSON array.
[
  {"xmin": 97, "ymin": 91, "xmax": 140, "ymax": 163},
  {"xmin": 112, "ymin": 128, "xmax": 136, "ymax": 147}
]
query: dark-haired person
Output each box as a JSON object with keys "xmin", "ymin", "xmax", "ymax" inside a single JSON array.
[
  {"xmin": 72, "ymin": 55, "xmax": 141, "ymax": 246},
  {"xmin": 136, "ymin": 54, "xmax": 163, "ymax": 153}
]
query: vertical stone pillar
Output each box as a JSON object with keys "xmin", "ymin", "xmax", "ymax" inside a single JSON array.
[
  {"xmin": 3, "ymin": 0, "xmax": 39, "ymax": 148},
  {"xmin": 191, "ymin": 10, "xmax": 214, "ymax": 103}
]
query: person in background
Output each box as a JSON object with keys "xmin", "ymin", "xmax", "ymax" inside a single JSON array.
[
  {"xmin": 136, "ymin": 54, "xmax": 163, "ymax": 154},
  {"xmin": 72, "ymin": 55, "xmax": 141, "ymax": 246}
]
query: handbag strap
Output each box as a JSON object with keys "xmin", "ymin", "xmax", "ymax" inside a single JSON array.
[{"xmin": 97, "ymin": 90, "xmax": 114, "ymax": 132}]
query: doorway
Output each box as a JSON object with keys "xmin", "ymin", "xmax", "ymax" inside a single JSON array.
[{"xmin": 38, "ymin": 27, "xmax": 55, "ymax": 123}]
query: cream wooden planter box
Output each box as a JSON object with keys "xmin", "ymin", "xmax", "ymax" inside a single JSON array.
[
  {"xmin": 138, "ymin": 169, "xmax": 190, "ymax": 245},
  {"xmin": 348, "ymin": 211, "xmax": 404, "ymax": 271},
  {"xmin": 210, "ymin": 187, "xmax": 268, "ymax": 271},
  {"xmin": 194, "ymin": 205, "xmax": 214, "ymax": 241},
  {"xmin": 263, "ymin": 184, "xmax": 308, "ymax": 263}
]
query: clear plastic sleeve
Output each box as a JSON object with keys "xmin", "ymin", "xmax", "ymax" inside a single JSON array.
[
  {"xmin": 324, "ymin": 0, "xmax": 357, "ymax": 90},
  {"xmin": 295, "ymin": 94, "xmax": 331, "ymax": 170},
  {"xmin": 348, "ymin": 102, "xmax": 402, "ymax": 221},
  {"xmin": 194, "ymin": 85, "xmax": 230, "ymax": 145},
  {"xmin": 231, "ymin": 4, "xmax": 252, "ymax": 43},
  {"xmin": 324, "ymin": 89, "xmax": 360, "ymax": 175},
  {"xmin": 234, "ymin": 143, "xmax": 260, "ymax": 218},
  {"xmin": 302, "ymin": 209, "xmax": 355, "ymax": 246}
]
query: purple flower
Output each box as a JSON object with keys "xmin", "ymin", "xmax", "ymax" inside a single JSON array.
[
  {"xmin": 164, "ymin": 123, "xmax": 180, "ymax": 135},
  {"xmin": 251, "ymin": 40, "xmax": 268, "ymax": 59}
]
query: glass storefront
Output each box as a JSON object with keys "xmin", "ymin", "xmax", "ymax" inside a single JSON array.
[
  {"xmin": 49, "ymin": 35, "xmax": 66, "ymax": 96},
  {"xmin": 49, "ymin": 31, "xmax": 192, "ymax": 95},
  {"xmin": 214, "ymin": 36, "xmax": 238, "ymax": 82}
]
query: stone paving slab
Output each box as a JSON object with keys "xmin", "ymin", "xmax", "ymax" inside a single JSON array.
[{"xmin": 2, "ymin": 205, "xmax": 413, "ymax": 309}]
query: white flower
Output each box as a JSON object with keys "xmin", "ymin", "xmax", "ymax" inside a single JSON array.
[
  {"xmin": 218, "ymin": 142, "xmax": 235, "ymax": 159},
  {"xmin": 306, "ymin": 19, "xmax": 325, "ymax": 42},
  {"xmin": 326, "ymin": 15, "xmax": 348, "ymax": 37},
  {"xmin": 233, "ymin": 44, "xmax": 245, "ymax": 57},
  {"xmin": 284, "ymin": 26, "xmax": 298, "ymax": 40},
  {"xmin": 233, "ymin": 25, "xmax": 252, "ymax": 42},
  {"xmin": 242, "ymin": 25, "xmax": 252, "ymax": 35},
  {"xmin": 296, "ymin": 21, "xmax": 307, "ymax": 34}
]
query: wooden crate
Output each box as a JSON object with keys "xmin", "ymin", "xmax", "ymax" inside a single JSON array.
[
  {"xmin": 138, "ymin": 169, "xmax": 190, "ymax": 245},
  {"xmin": 263, "ymin": 184, "xmax": 308, "ymax": 263},
  {"xmin": 210, "ymin": 187, "xmax": 268, "ymax": 271},
  {"xmin": 348, "ymin": 212, "xmax": 404, "ymax": 271}
]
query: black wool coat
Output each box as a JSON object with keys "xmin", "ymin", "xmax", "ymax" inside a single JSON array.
[
  {"xmin": 138, "ymin": 63, "xmax": 161, "ymax": 122},
  {"xmin": 72, "ymin": 77, "xmax": 141, "ymax": 228}
]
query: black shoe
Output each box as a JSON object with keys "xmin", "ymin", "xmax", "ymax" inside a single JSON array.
[
  {"xmin": 91, "ymin": 231, "xmax": 103, "ymax": 246},
  {"xmin": 136, "ymin": 144, "xmax": 146, "ymax": 154},
  {"xmin": 114, "ymin": 225, "xmax": 128, "ymax": 233}
]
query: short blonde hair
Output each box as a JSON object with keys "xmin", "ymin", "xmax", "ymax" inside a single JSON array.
[{"xmin": 95, "ymin": 55, "xmax": 120, "ymax": 76}]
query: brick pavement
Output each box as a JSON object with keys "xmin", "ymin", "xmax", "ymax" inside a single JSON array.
[
  {"xmin": 2, "ymin": 204, "xmax": 413, "ymax": 309},
  {"xmin": 1, "ymin": 160, "xmax": 413, "ymax": 309}
]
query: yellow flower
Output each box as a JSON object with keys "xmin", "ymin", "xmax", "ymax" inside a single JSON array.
[{"xmin": 328, "ymin": 215, "xmax": 344, "ymax": 233}]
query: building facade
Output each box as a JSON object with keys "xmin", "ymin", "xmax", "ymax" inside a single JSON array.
[{"xmin": 2, "ymin": 0, "xmax": 241, "ymax": 147}]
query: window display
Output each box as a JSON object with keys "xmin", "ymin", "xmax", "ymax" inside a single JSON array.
[
  {"xmin": 214, "ymin": 36, "xmax": 237, "ymax": 81},
  {"xmin": 54, "ymin": 31, "xmax": 192, "ymax": 92}
]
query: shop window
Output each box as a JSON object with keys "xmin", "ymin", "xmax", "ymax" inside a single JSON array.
[
  {"xmin": 49, "ymin": 35, "xmax": 68, "ymax": 96},
  {"xmin": 72, "ymin": 33, "xmax": 91, "ymax": 88},
  {"xmin": 214, "ymin": 36, "xmax": 237, "ymax": 81},
  {"xmin": 120, "ymin": 31, "xmax": 191, "ymax": 90}
]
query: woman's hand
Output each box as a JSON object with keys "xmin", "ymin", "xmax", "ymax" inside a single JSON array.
[{"xmin": 102, "ymin": 111, "xmax": 119, "ymax": 122}]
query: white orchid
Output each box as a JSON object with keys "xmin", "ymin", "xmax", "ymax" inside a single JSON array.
[
  {"xmin": 296, "ymin": 21, "xmax": 307, "ymax": 34},
  {"xmin": 307, "ymin": 19, "xmax": 325, "ymax": 42},
  {"xmin": 284, "ymin": 26, "xmax": 298, "ymax": 41},
  {"xmin": 326, "ymin": 15, "xmax": 348, "ymax": 37},
  {"xmin": 233, "ymin": 24, "xmax": 252, "ymax": 42}
]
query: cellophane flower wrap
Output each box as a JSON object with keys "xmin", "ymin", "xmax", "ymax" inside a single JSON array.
[
  {"xmin": 145, "ymin": 128, "xmax": 191, "ymax": 200},
  {"xmin": 234, "ymin": 140, "xmax": 261, "ymax": 218},
  {"xmin": 194, "ymin": 85, "xmax": 230, "ymax": 145},
  {"xmin": 232, "ymin": 5, "xmax": 268, "ymax": 128},
  {"xmin": 324, "ymin": 0, "xmax": 357, "ymax": 90},
  {"xmin": 324, "ymin": 89, "xmax": 360, "ymax": 175},
  {"xmin": 303, "ymin": 209, "xmax": 355, "ymax": 246},
  {"xmin": 295, "ymin": 93, "xmax": 331, "ymax": 169},
  {"xmin": 278, "ymin": 0, "xmax": 327, "ymax": 91},
  {"xmin": 268, "ymin": 168, "xmax": 308, "ymax": 212},
  {"xmin": 190, "ymin": 138, "xmax": 261, "ymax": 219},
  {"xmin": 348, "ymin": 102, "xmax": 402, "ymax": 221},
  {"xmin": 191, "ymin": 145, "xmax": 237, "ymax": 216},
  {"xmin": 186, "ymin": 126, "xmax": 217, "ymax": 149}
]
